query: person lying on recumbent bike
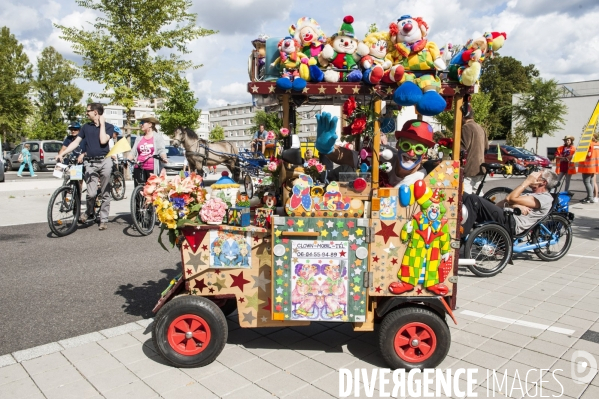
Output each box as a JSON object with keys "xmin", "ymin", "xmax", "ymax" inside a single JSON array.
[{"xmin": 461, "ymin": 170, "xmax": 559, "ymax": 237}]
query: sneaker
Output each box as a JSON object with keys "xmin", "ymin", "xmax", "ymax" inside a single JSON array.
[
  {"xmin": 31, "ymin": 175, "xmax": 37, "ymax": 177},
  {"xmin": 594, "ymin": 197, "xmax": 599, "ymax": 203},
  {"xmin": 581, "ymin": 198, "xmax": 593, "ymax": 204},
  {"xmin": 17, "ymin": 175, "xmax": 22, "ymax": 177},
  {"xmin": 98, "ymin": 223, "xmax": 107, "ymax": 230}
]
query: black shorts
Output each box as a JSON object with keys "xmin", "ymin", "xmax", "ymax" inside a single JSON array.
[{"xmin": 133, "ymin": 168, "xmax": 152, "ymax": 186}]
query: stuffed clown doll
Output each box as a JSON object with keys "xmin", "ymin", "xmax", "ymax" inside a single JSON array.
[
  {"xmin": 289, "ymin": 17, "xmax": 327, "ymax": 82},
  {"xmin": 251, "ymin": 34, "xmax": 269, "ymax": 79},
  {"xmin": 389, "ymin": 187, "xmax": 451, "ymax": 296},
  {"xmin": 387, "ymin": 15, "xmax": 447, "ymax": 116},
  {"xmin": 360, "ymin": 31, "xmax": 399, "ymax": 85},
  {"xmin": 270, "ymin": 37, "xmax": 309, "ymax": 91},
  {"xmin": 449, "ymin": 32, "xmax": 507, "ymax": 86},
  {"xmin": 321, "ymin": 16, "xmax": 369, "ymax": 83}
]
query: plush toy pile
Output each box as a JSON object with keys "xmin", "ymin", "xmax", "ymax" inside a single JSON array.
[{"xmin": 257, "ymin": 15, "xmax": 506, "ymax": 116}]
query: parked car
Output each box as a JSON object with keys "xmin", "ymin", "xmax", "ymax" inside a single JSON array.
[
  {"xmin": 484, "ymin": 145, "xmax": 539, "ymax": 166},
  {"xmin": 515, "ymin": 147, "xmax": 551, "ymax": 168},
  {"xmin": 0, "ymin": 158, "xmax": 6, "ymax": 183},
  {"xmin": 163, "ymin": 146, "xmax": 186, "ymax": 174},
  {"xmin": 6, "ymin": 140, "xmax": 62, "ymax": 172}
]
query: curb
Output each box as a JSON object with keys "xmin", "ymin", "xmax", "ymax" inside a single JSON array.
[{"xmin": 1, "ymin": 318, "xmax": 154, "ymax": 367}]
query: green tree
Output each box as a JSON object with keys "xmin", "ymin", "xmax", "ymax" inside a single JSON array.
[
  {"xmin": 55, "ymin": 0, "xmax": 216, "ymax": 133},
  {"xmin": 433, "ymin": 92, "xmax": 493, "ymax": 136},
  {"xmin": 509, "ymin": 78, "xmax": 566, "ymax": 151},
  {"xmin": 29, "ymin": 46, "xmax": 85, "ymax": 140},
  {"xmin": 157, "ymin": 77, "xmax": 200, "ymax": 136},
  {"xmin": 251, "ymin": 109, "xmax": 283, "ymax": 133},
  {"xmin": 479, "ymin": 55, "xmax": 539, "ymax": 139},
  {"xmin": 0, "ymin": 27, "xmax": 33, "ymax": 143},
  {"xmin": 209, "ymin": 125, "xmax": 225, "ymax": 142}
]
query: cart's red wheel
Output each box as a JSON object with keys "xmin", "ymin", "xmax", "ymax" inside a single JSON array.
[
  {"xmin": 379, "ymin": 307, "xmax": 449, "ymax": 370},
  {"xmin": 393, "ymin": 321, "xmax": 437, "ymax": 362},
  {"xmin": 167, "ymin": 314, "xmax": 211, "ymax": 356}
]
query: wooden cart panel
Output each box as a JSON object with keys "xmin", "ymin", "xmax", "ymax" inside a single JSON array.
[
  {"xmin": 271, "ymin": 217, "xmax": 369, "ymax": 323},
  {"xmin": 180, "ymin": 225, "xmax": 308, "ymax": 328}
]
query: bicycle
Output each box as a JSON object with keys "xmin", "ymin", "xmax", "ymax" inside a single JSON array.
[
  {"xmin": 47, "ymin": 156, "xmax": 104, "ymax": 237},
  {"xmin": 128, "ymin": 155, "xmax": 164, "ymax": 236},
  {"xmin": 110, "ymin": 159, "xmax": 126, "ymax": 201},
  {"xmin": 463, "ymin": 187, "xmax": 574, "ymax": 277}
]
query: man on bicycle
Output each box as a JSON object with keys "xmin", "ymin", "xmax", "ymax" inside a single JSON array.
[
  {"xmin": 461, "ymin": 170, "xmax": 559, "ymax": 237},
  {"xmin": 57, "ymin": 103, "xmax": 115, "ymax": 231}
]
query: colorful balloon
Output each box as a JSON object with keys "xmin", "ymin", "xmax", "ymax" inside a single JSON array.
[
  {"xmin": 399, "ymin": 185, "xmax": 411, "ymax": 207},
  {"xmin": 413, "ymin": 180, "xmax": 426, "ymax": 199}
]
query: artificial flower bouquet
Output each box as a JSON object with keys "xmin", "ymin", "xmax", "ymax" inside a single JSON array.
[
  {"xmin": 303, "ymin": 158, "xmax": 325, "ymax": 181},
  {"xmin": 341, "ymin": 96, "xmax": 379, "ymax": 138},
  {"xmin": 143, "ymin": 169, "xmax": 208, "ymax": 249},
  {"xmin": 200, "ymin": 198, "xmax": 228, "ymax": 224}
]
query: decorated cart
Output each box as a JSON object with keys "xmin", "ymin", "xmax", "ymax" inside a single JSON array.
[{"xmin": 151, "ymin": 14, "xmax": 506, "ymax": 370}]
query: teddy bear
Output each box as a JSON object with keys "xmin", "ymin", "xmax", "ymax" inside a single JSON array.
[
  {"xmin": 360, "ymin": 31, "xmax": 399, "ymax": 85},
  {"xmin": 320, "ymin": 16, "xmax": 369, "ymax": 83},
  {"xmin": 387, "ymin": 15, "xmax": 447, "ymax": 116},
  {"xmin": 289, "ymin": 17, "xmax": 327, "ymax": 82},
  {"xmin": 270, "ymin": 37, "xmax": 310, "ymax": 91},
  {"xmin": 250, "ymin": 34, "xmax": 269, "ymax": 80},
  {"xmin": 448, "ymin": 32, "xmax": 506, "ymax": 86}
]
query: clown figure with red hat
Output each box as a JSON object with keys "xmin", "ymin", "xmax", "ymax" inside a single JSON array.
[{"xmin": 389, "ymin": 188, "xmax": 452, "ymax": 296}]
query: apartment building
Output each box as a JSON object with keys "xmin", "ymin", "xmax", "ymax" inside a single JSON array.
[
  {"xmin": 208, "ymin": 102, "xmax": 340, "ymax": 149},
  {"xmin": 197, "ymin": 111, "xmax": 210, "ymax": 140}
]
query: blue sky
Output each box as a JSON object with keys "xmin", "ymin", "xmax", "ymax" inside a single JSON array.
[{"xmin": 3, "ymin": 0, "xmax": 599, "ymax": 111}]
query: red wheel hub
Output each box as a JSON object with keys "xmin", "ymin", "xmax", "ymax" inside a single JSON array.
[
  {"xmin": 393, "ymin": 322, "xmax": 437, "ymax": 363},
  {"xmin": 167, "ymin": 314, "xmax": 211, "ymax": 356}
]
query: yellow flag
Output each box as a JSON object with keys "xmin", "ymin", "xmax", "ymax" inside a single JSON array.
[
  {"xmin": 497, "ymin": 145, "xmax": 503, "ymax": 161},
  {"xmin": 106, "ymin": 137, "xmax": 132, "ymax": 158}
]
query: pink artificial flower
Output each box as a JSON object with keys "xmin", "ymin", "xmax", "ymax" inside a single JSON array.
[
  {"xmin": 280, "ymin": 128, "xmax": 289, "ymax": 137},
  {"xmin": 267, "ymin": 162, "xmax": 278, "ymax": 172},
  {"xmin": 307, "ymin": 158, "xmax": 318, "ymax": 167},
  {"xmin": 266, "ymin": 131, "xmax": 275, "ymax": 140},
  {"xmin": 316, "ymin": 164, "xmax": 324, "ymax": 173}
]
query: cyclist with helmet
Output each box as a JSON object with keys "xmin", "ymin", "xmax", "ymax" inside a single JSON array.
[{"xmin": 62, "ymin": 122, "xmax": 87, "ymax": 163}]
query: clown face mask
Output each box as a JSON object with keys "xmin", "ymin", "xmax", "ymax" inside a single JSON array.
[{"xmin": 397, "ymin": 138, "xmax": 427, "ymax": 171}]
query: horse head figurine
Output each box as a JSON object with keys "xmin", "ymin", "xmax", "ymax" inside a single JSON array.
[{"xmin": 173, "ymin": 126, "xmax": 241, "ymax": 181}]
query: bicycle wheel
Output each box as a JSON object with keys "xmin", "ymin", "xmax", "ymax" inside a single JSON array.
[
  {"xmin": 465, "ymin": 224, "xmax": 513, "ymax": 277},
  {"xmin": 532, "ymin": 214, "xmax": 572, "ymax": 261},
  {"xmin": 48, "ymin": 185, "xmax": 80, "ymax": 237},
  {"xmin": 243, "ymin": 173, "xmax": 254, "ymax": 199},
  {"xmin": 483, "ymin": 187, "xmax": 513, "ymax": 204},
  {"xmin": 111, "ymin": 171, "xmax": 126, "ymax": 201},
  {"xmin": 130, "ymin": 185, "xmax": 156, "ymax": 236}
]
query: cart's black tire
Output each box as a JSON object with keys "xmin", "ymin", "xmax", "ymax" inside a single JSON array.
[
  {"xmin": 532, "ymin": 214, "xmax": 572, "ymax": 261},
  {"xmin": 243, "ymin": 173, "xmax": 254, "ymax": 199},
  {"xmin": 111, "ymin": 171, "xmax": 126, "ymax": 201},
  {"xmin": 465, "ymin": 224, "xmax": 513, "ymax": 277},
  {"xmin": 483, "ymin": 187, "xmax": 513, "ymax": 204},
  {"xmin": 47, "ymin": 185, "xmax": 80, "ymax": 237},
  {"xmin": 32, "ymin": 161, "xmax": 40, "ymax": 172},
  {"xmin": 153, "ymin": 295, "xmax": 227, "ymax": 368},
  {"xmin": 210, "ymin": 297, "xmax": 237, "ymax": 317},
  {"xmin": 379, "ymin": 306, "xmax": 450, "ymax": 370},
  {"xmin": 130, "ymin": 185, "xmax": 155, "ymax": 235}
]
